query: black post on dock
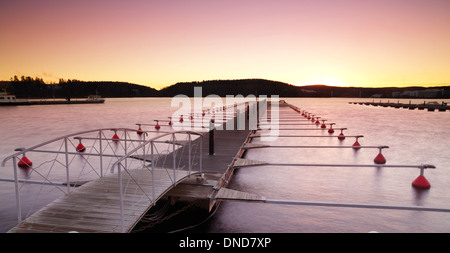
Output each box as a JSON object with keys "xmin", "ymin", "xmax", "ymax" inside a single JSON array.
[{"xmin": 209, "ymin": 119, "xmax": 215, "ymax": 155}]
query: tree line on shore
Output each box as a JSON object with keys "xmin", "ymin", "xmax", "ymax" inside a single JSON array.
[
  {"xmin": 1, "ymin": 76, "xmax": 158, "ymax": 98},
  {"xmin": 1, "ymin": 76, "xmax": 449, "ymax": 99}
]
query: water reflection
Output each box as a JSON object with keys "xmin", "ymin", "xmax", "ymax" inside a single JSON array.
[
  {"xmin": 1, "ymin": 98, "xmax": 450, "ymax": 232},
  {"xmin": 201, "ymin": 98, "xmax": 450, "ymax": 232}
]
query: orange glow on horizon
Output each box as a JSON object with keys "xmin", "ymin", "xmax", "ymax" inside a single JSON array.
[{"xmin": 1, "ymin": 0, "xmax": 449, "ymax": 90}]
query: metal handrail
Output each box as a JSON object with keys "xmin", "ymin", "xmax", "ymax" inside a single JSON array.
[
  {"xmin": 1, "ymin": 127, "xmax": 203, "ymax": 230},
  {"xmin": 1, "ymin": 127, "xmax": 136, "ymax": 167},
  {"xmin": 110, "ymin": 130, "xmax": 203, "ymax": 232},
  {"xmin": 110, "ymin": 130, "xmax": 202, "ymax": 173}
]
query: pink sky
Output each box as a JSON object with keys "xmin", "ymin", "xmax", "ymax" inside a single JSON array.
[{"xmin": 1, "ymin": 0, "xmax": 449, "ymax": 89}]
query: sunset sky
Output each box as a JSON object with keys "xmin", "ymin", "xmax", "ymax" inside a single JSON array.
[{"xmin": 1, "ymin": 0, "xmax": 449, "ymax": 89}]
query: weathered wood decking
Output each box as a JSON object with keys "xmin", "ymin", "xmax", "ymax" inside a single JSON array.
[
  {"xmin": 214, "ymin": 188, "xmax": 266, "ymax": 202},
  {"xmin": 8, "ymin": 168, "xmax": 194, "ymax": 233},
  {"xmin": 6, "ymin": 101, "xmax": 281, "ymax": 233},
  {"xmin": 8, "ymin": 127, "xmax": 252, "ymax": 233},
  {"xmin": 350, "ymin": 101, "xmax": 450, "ymax": 111}
]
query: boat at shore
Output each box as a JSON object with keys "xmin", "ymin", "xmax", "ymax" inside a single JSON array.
[{"xmin": 0, "ymin": 90, "xmax": 105, "ymax": 106}]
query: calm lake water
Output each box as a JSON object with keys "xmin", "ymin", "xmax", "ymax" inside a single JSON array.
[{"xmin": 1, "ymin": 97, "xmax": 450, "ymax": 233}]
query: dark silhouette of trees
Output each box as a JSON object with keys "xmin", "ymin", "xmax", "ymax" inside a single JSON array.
[
  {"xmin": 5, "ymin": 76, "xmax": 158, "ymax": 98},
  {"xmin": 3, "ymin": 76, "xmax": 450, "ymax": 98}
]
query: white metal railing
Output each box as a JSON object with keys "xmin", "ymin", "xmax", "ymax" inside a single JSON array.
[
  {"xmin": 1, "ymin": 128, "xmax": 203, "ymax": 230},
  {"xmin": 110, "ymin": 130, "xmax": 203, "ymax": 232}
]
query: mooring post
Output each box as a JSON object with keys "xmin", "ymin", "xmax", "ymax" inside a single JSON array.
[{"xmin": 209, "ymin": 119, "xmax": 215, "ymax": 155}]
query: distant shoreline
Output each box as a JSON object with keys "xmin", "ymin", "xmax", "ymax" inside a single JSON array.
[{"xmin": 2, "ymin": 78, "xmax": 450, "ymax": 99}]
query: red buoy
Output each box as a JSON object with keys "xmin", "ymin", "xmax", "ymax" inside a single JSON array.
[
  {"xmin": 374, "ymin": 146, "xmax": 389, "ymax": 164},
  {"xmin": 328, "ymin": 123, "xmax": 335, "ymax": 134},
  {"xmin": 373, "ymin": 151, "xmax": 386, "ymax": 164},
  {"xmin": 412, "ymin": 175, "xmax": 431, "ymax": 189},
  {"xmin": 352, "ymin": 136, "xmax": 363, "ymax": 150},
  {"xmin": 320, "ymin": 120, "xmax": 327, "ymax": 128},
  {"xmin": 374, "ymin": 153, "xmax": 386, "ymax": 164},
  {"xmin": 112, "ymin": 131, "xmax": 120, "ymax": 142},
  {"xmin": 76, "ymin": 143, "xmax": 86, "ymax": 152},
  {"xmin": 155, "ymin": 120, "xmax": 160, "ymax": 130},
  {"xmin": 136, "ymin": 124, "xmax": 143, "ymax": 135},
  {"xmin": 337, "ymin": 128, "xmax": 346, "ymax": 140},
  {"xmin": 179, "ymin": 115, "xmax": 184, "ymax": 122},
  {"xmin": 18, "ymin": 156, "xmax": 32, "ymax": 168}
]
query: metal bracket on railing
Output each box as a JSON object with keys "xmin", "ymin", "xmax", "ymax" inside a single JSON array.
[{"xmin": 418, "ymin": 164, "xmax": 436, "ymax": 175}]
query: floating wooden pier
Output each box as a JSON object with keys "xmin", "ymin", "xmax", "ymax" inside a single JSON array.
[
  {"xmin": 0, "ymin": 97, "xmax": 105, "ymax": 106},
  {"xmin": 8, "ymin": 168, "xmax": 194, "ymax": 233},
  {"xmin": 350, "ymin": 100, "xmax": 449, "ymax": 111},
  {"xmin": 1, "ymin": 101, "xmax": 254, "ymax": 233},
  {"xmin": 3, "ymin": 98, "xmax": 449, "ymax": 233}
]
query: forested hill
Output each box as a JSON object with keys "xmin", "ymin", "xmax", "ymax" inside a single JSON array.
[
  {"xmin": 1, "ymin": 78, "xmax": 158, "ymax": 98},
  {"xmin": 157, "ymin": 79, "xmax": 302, "ymax": 97},
  {"xmin": 157, "ymin": 79, "xmax": 450, "ymax": 98},
  {"xmin": 1, "ymin": 77, "xmax": 449, "ymax": 98}
]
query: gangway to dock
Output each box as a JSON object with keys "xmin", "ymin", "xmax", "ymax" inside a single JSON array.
[
  {"xmin": 0, "ymin": 99, "xmax": 263, "ymax": 233},
  {"xmin": 1, "ymin": 128, "xmax": 205, "ymax": 233}
]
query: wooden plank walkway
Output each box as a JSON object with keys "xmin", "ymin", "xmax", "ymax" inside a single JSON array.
[
  {"xmin": 350, "ymin": 101, "xmax": 450, "ymax": 111},
  {"xmin": 8, "ymin": 168, "xmax": 195, "ymax": 233},
  {"xmin": 8, "ymin": 126, "xmax": 252, "ymax": 233},
  {"xmin": 6, "ymin": 103, "xmax": 258, "ymax": 233},
  {"xmin": 163, "ymin": 128, "xmax": 253, "ymax": 212},
  {"xmin": 214, "ymin": 188, "xmax": 266, "ymax": 202}
]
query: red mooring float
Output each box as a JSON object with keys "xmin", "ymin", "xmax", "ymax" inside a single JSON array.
[
  {"xmin": 155, "ymin": 120, "xmax": 160, "ymax": 130},
  {"xmin": 76, "ymin": 143, "xmax": 86, "ymax": 152},
  {"xmin": 18, "ymin": 156, "xmax": 32, "ymax": 168},
  {"xmin": 338, "ymin": 129, "xmax": 346, "ymax": 140},
  {"xmin": 112, "ymin": 132, "xmax": 120, "ymax": 142},
  {"xmin": 352, "ymin": 136, "xmax": 362, "ymax": 150},
  {"xmin": 374, "ymin": 147, "xmax": 387, "ymax": 164},
  {"xmin": 328, "ymin": 123, "xmax": 335, "ymax": 134},
  {"xmin": 168, "ymin": 117, "xmax": 173, "ymax": 125},
  {"xmin": 412, "ymin": 175, "xmax": 431, "ymax": 189},
  {"xmin": 136, "ymin": 124, "xmax": 143, "ymax": 135},
  {"xmin": 412, "ymin": 166, "xmax": 433, "ymax": 189}
]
